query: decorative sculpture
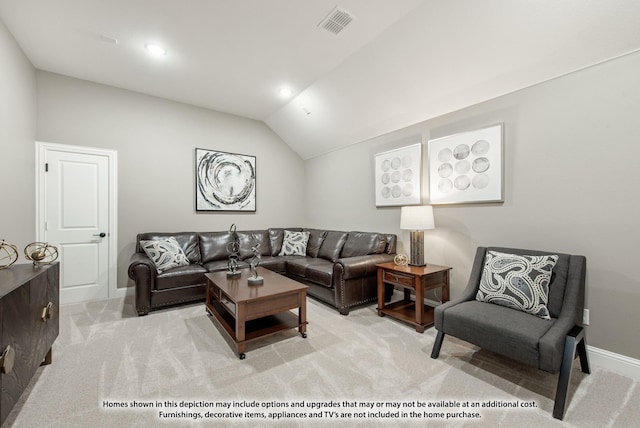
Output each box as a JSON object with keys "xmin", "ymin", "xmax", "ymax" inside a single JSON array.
[
  {"xmin": 24, "ymin": 242, "xmax": 59, "ymax": 266},
  {"xmin": 226, "ymin": 224, "xmax": 241, "ymax": 278},
  {"xmin": 247, "ymin": 242, "xmax": 263, "ymax": 285},
  {"xmin": 0, "ymin": 240, "xmax": 19, "ymax": 269}
]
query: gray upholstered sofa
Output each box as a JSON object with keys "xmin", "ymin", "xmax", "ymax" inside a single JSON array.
[{"xmin": 128, "ymin": 228, "xmax": 397, "ymax": 316}]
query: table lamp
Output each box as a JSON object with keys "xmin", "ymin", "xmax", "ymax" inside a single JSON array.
[{"xmin": 400, "ymin": 205, "xmax": 435, "ymax": 266}]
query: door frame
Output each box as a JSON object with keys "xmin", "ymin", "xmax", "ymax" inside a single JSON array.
[{"xmin": 35, "ymin": 141, "xmax": 124, "ymax": 300}]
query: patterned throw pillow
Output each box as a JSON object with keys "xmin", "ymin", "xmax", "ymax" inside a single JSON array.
[
  {"xmin": 279, "ymin": 230, "xmax": 310, "ymax": 256},
  {"xmin": 476, "ymin": 250, "xmax": 558, "ymax": 319},
  {"xmin": 140, "ymin": 237, "xmax": 190, "ymax": 273}
]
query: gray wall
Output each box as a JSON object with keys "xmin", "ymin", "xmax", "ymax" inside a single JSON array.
[
  {"xmin": 0, "ymin": 19, "xmax": 36, "ymax": 252},
  {"xmin": 305, "ymin": 51, "xmax": 640, "ymax": 360},
  {"xmin": 36, "ymin": 72, "xmax": 306, "ymax": 290}
]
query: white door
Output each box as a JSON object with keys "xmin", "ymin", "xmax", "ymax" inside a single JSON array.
[{"xmin": 37, "ymin": 143, "xmax": 116, "ymax": 304}]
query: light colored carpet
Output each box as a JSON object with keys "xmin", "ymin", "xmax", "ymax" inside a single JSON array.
[{"xmin": 5, "ymin": 295, "xmax": 639, "ymax": 427}]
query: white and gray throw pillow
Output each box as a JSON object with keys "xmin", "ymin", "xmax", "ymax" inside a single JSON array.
[
  {"xmin": 476, "ymin": 250, "xmax": 558, "ymax": 319},
  {"xmin": 140, "ymin": 237, "xmax": 190, "ymax": 273},
  {"xmin": 278, "ymin": 230, "xmax": 310, "ymax": 256}
]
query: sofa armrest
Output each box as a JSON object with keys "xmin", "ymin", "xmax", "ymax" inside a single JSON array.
[
  {"xmin": 334, "ymin": 253, "xmax": 396, "ymax": 280},
  {"xmin": 128, "ymin": 252, "xmax": 156, "ymax": 315}
]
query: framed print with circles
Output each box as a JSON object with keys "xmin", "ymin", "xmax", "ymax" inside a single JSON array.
[
  {"xmin": 374, "ymin": 142, "xmax": 422, "ymax": 207},
  {"xmin": 428, "ymin": 124, "xmax": 504, "ymax": 205}
]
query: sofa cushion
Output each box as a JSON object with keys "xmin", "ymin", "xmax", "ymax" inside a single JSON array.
[
  {"xmin": 258, "ymin": 256, "xmax": 289, "ymax": 273},
  {"xmin": 137, "ymin": 232, "xmax": 201, "ymax": 263},
  {"xmin": 305, "ymin": 260, "xmax": 334, "ymax": 287},
  {"xmin": 268, "ymin": 228, "xmax": 284, "ymax": 256},
  {"xmin": 203, "ymin": 259, "xmax": 249, "ymax": 272},
  {"xmin": 318, "ymin": 231, "xmax": 348, "ymax": 262},
  {"xmin": 140, "ymin": 237, "xmax": 190, "ymax": 274},
  {"xmin": 304, "ymin": 229, "xmax": 328, "ymax": 258},
  {"xmin": 340, "ymin": 232, "xmax": 386, "ymax": 258},
  {"xmin": 279, "ymin": 230, "xmax": 310, "ymax": 256},
  {"xmin": 198, "ymin": 231, "xmax": 234, "ymax": 263},
  {"xmin": 155, "ymin": 264, "xmax": 207, "ymax": 290},
  {"xmin": 237, "ymin": 230, "xmax": 271, "ymax": 260},
  {"xmin": 383, "ymin": 234, "xmax": 397, "ymax": 254},
  {"xmin": 476, "ymin": 250, "xmax": 558, "ymax": 319},
  {"xmin": 286, "ymin": 258, "xmax": 334, "ymax": 287},
  {"xmin": 285, "ymin": 258, "xmax": 307, "ymax": 278}
]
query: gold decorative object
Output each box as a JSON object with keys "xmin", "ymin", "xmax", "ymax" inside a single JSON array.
[
  {"xmin": 0, "ymin": 240, "xmax": 19, "ymax": 269},
  {"xmin": 24, "ymin": 242, "xmax": 59, "ymax": 265},
  {"xmin": 393, "ymin": 254, "xmax": 408, "ymax": 266}
]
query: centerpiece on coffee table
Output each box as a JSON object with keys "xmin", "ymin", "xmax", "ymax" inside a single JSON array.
[
  {"xmin": 226, "ymin": 224, "xmax": 241, "ymax": 279},
  {"xmin": 248, "ymin": 242, "xmax": 263, "ymax": 285}
]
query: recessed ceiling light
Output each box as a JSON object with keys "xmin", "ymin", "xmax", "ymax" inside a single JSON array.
[
  {"xmin": 279, "ymin": 88, "xmax": 293, "ymax": 97},
  {"xmin": 145, "ymin": 43, "xmax": 166, "ymax": 56}
]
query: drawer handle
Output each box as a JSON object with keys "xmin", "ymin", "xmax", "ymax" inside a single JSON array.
[
  {"xmin": 41, "ymin": 301, "xmax": 54, "ymax": 322},
  {"xmin": 1, "ymin": 345, "xmax": 15, "ymax": 374}
]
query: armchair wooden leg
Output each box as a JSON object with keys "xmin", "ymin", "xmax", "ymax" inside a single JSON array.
[
  {"xmin": 577, "ymin": 333, "xmax": 591, "ymax": 374},
  {"xmin": 431, "ymin": 330, "xmax": 445, "ymax": 359},
  {"xmin": 553, "ymin": 326, "xmax": 588, "ymax": 420}
]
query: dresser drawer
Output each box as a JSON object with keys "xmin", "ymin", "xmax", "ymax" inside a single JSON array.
[{"xmin": 382, "ymin": 269, "xmax": 414, "ymax": 287}]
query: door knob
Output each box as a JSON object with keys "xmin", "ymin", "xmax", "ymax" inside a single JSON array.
[{"xmin": 93, "ymin": 232, "xmax": 106, "ymax": 238}]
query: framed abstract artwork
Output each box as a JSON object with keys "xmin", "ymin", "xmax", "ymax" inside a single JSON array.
[
  {"xmin": 195, "ymin": 148, "xmax": 256, "ymax": 212},
  {"xmin": 374, "ymin": 142, "xmax": 422, "ymax": 207},
  {"xmin": 428, "ymin": 123, "xmax": 504, "ymax": 205}
]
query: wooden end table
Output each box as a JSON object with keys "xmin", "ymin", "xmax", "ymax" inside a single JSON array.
[
  {"xmin": 205, "ymin": 267, "xmax": 308, "ymax": 359},
  {"xmin": 376, "ymin": 262, "xmax": 451, "ymax": 333}
]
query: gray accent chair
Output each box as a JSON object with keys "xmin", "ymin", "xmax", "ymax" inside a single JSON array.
[{"xmin": 430, "ymin": 247, "xmax": 590, "ymax": 420}]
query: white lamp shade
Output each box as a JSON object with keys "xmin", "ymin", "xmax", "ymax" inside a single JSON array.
[{"xmin": 400, "ymin": 205, "xmax": 435, "ymax": 230}]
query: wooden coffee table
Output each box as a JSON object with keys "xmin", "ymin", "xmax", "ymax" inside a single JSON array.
[{"xmin": 205, "ymin": 267, "xmax": 308, "ymax": 359}]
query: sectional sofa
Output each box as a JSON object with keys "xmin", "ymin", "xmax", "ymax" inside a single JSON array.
[{"xmin": 128, "ymin": 228, "xmax": 397, "ymax": 316}]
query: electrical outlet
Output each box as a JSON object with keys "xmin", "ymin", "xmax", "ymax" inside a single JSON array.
[{"xmin": 583, "ymin": 309, "xmax": 590, "ymax": 325}]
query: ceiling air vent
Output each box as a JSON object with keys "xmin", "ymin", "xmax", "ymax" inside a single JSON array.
[{"xmin": 319, "ymin": 6, "xmax": 354, "ymax": 35}]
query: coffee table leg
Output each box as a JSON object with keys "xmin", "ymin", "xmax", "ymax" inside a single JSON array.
[
  {"xmin": 236, "ymin": 303, "xmax": 246, "ymax": 359},
  {"xmin": 299, "ymin": 290, "xmax": 307, "ymax": 338}
]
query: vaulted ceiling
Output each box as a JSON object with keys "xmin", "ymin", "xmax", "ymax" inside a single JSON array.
[{"xmin": 2, "ymin": 0, "xmax": 640, "ymax": 159}]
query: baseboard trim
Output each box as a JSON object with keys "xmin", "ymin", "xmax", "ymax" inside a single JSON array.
[{"xmin": 588, "ymin": 345, "xmax": 640, "ymax": 380}]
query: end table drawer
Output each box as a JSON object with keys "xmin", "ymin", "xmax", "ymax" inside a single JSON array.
[{"xmin": 383, "ymin": 270, "xmax": 414, "ymax": 287}]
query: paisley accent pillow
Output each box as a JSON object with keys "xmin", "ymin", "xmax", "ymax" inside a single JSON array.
[
  {"xmin": 476, "ymin": 251, "xmax": 558, "ymax": 319},
  {"xmin": 140, "ymin": 237, "xmax": 190, "ymax": 273},
  {"xmin": 279, "ymin": 230, "xmax": 310, "ymax": 256}
]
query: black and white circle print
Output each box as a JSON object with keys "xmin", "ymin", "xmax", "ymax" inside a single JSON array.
[
  {"xmin": 437, "ymin": 139, "xmax": 492, "ymax": 194},
  {"xmin": 197, "ymin": 151, "xmax": 255, "ymax": 210},
  {"xmin": 380, "ymin": 154, "xmax": 416, "ymax": 201}
]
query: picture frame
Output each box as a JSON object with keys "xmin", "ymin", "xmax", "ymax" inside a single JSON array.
[
  {"xmin": 374, "ymin": 142, "xmax": 422, "ymax": 207},
  {"xmin": 428, "ymin": 123, "xmax": 504, "ymax": 205},
  {"xmin": 195, "ymin": 148, "xmax": 256, "ymax": 212}
]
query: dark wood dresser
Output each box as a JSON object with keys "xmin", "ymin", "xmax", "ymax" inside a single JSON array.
[{"xmin": 0, "ymin": 263, "xmax": 59, "ymax": 425}]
